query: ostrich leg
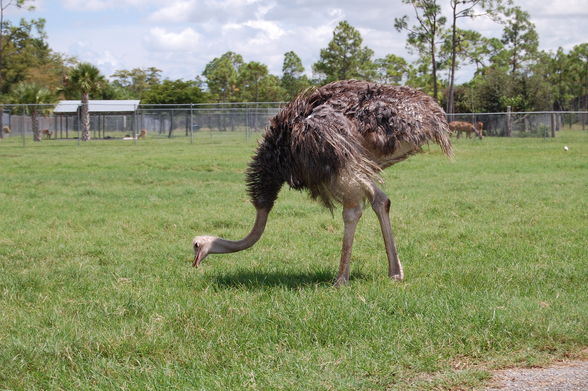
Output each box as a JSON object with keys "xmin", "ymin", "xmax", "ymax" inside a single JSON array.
[
  {"xmin": 370, "ymin": 185, "xmax": 404, "ymax": 281},
  {"xmin": 334, "ymin": 204, "xmax": 363, "ymax": 286}
]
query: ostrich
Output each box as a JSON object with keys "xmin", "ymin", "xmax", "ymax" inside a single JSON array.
[{"xmin": 192, "ymin": 80, "xmax": 453, "ymax": 285}]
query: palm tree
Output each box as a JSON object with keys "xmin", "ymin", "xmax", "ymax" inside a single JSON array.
[
  {"xmin": 11, "ymin": 82, "xmax": 55, "ymax": 142},
  {"xmin": 68, "ymin": 63, "xmax": 105, "ymax": 141}
]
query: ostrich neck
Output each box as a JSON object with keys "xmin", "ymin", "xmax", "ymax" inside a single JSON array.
[{"xmin": 211, "ymin": 207, "xmax": 269, "ymax": 253}]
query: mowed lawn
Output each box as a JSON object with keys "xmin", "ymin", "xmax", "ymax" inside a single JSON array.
[{"xmin": 0, "ymin": 130, "xmax": 587, "ymax": 390}]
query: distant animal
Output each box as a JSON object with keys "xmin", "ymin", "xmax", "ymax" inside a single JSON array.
[
  {"xmin": 40, "ymin": 129, "xmax": 53, "ymax": 139},
  {"xmin": 191, "ymin": 80, "xmax": 453, "ymax": 286},
  {"xmin": 449, "ymin": 121, "xmax": 483, "ymax": 139},
  {"xmin": 138, "ymin": 129, "xmax": 147, "ymax": 139},
  {"xmin": 476, "ymin": 121, "xmax": 484, "ymax": 137},
  {"xmin": 2, "ymin": 126, "xmax": 10, "ymax": 134}
]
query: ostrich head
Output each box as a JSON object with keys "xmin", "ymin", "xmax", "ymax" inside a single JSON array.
[
  {"xmin": 190, "ymin": 208, "xmax": 271, "ymax": 267},
  {"xmin": 192, "ymin": 235, "xmax": 216, "ymax": 267}
]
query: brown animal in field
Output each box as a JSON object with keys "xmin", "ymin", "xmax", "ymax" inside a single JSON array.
[
  {"xmin": 41, "ymin": 129, "xmax": 53, "ymax": 139},
  {"xmin": 138, "ymin": 129, "xmax": 147, "ymax": 139},
  {"xmin": 449, "ymin": 121, "xmax": 483, "ymax": 139},
  {"xmin": 191, "ymin": 80, "xmax": 453, "ymax": 286},
  {"xmin": 476, "ymin": 121, "xmax": 483, "ymax": 137},
  {"xmin": 2, "ymin": 126, "xmax": 10, "ymax": 134}
]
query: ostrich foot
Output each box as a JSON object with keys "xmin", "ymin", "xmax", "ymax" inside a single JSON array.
[
  {"xmin": 333, "ymin": 276, "xmax": 349, "ymax": 287},
  {"xmin": 389, "ymin": 265, "xmax": 404, "ymax": 281},
  {"xmin": 389, "ymin": 273, "xmax": 404, "ymax": 281}
]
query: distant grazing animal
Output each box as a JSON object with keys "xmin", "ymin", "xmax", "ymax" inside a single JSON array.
[
  {"xmin": 40, "ymin": 129, "xmax": 53, "ymax": 139},
  {"xmin": 138, "ymin": 129, "xmax": 147, "ymax": 139},
  {"xmin": 449, "ymin": 121, "xmax": 483, "ymax": 139},
  {"xmin": 477, "ymin": 121, "xmax": 483, "ymax": 137},
  {"xmin": 191, "ymin": 80, "xmax": 453, "ymax": 286},
  {"xmin": 2, "ymin": 126, "xmax": 10, "ymax": 134}
]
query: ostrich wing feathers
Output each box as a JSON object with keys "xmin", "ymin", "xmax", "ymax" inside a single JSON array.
[
  {"xmin": 246, "ymin": 80, "xmax": 452, "ymax": 211},
  {"xmin": 289, "ymin": 107, "xmax": 380, "ymax": 209}
]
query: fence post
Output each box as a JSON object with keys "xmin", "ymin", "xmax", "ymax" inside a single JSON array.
[
  {"xmin": 506, "ymin": 106, "xmax": 512, "ymax": 137},
  {"xmin": 245, "ymin": 105, "xmax": 250, "ymax": 141},
  {"xmin": 133, "ymin": 106, "xmax": 138, "ymax": 145},
  {"xmin": 550, "ymin": 113, "xmax": 556, "ymax": 138},
  {"xmin": 77, "ymin": 105, "xmax": 81, "ymax": 146},
  {"xmin": 0, "ymin": 105, "xmax": 3, "ymax": 141},
  {"xmin": 245, "ymin": 108, "xmax": 249, "ymax": 138},
  {"xmin": 168, "ymin": 109, "xmax": 174, "ymax": 138},
  {"xmin": 21, "ymin": 109, "xmax": 26, "ymax": 147},
  {"xmin": 190, "ymin": 104, "xmax": 194, "ymax": 144}
]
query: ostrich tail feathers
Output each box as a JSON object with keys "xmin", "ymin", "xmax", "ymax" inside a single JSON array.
[
  {"xmin": 437, "ymin": 130, "xmax": 454, "ymax": 159},
  {"xmin": 433, "ymin": 115, "xmax": 454, "ymax": 159}
]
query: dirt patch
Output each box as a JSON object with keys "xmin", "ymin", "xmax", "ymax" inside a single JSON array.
[{"xmin": 483, "ymin": 359, "xmax": 588, "ymax": 391}]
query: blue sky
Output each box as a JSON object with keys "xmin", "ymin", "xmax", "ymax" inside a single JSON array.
[{"xmin": 8, "ymin": 0, "xmax": 588, "ymax": 82}]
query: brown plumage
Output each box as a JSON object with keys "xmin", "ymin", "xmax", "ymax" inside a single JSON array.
[{"xmin": 193, "ymin": 80, "xmax": 453, "ymax": 285}]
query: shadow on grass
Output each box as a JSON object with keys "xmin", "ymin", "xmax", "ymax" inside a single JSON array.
[{"xmin": 210, "ymin": 269, "xmax": 370, "ymax": 290}]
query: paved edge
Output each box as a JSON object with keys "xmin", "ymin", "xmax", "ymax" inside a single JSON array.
[{"xmin": 483, "ymin": 358, "xmax": 588, "ymax": 391}]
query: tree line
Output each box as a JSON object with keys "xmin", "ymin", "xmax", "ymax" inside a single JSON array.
[{"xmin": 1, "ymin": 0, "xmax": 587, "ymax": 127}]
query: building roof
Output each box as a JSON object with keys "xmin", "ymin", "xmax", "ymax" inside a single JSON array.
[{"xmin": 53, "ymin": 100, "xmax": 140, "ymax": 114}]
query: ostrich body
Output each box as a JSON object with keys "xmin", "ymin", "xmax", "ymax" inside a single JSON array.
[{"xmin": 193, "ymin": 80, "xmax": 453, "ymax": 285}]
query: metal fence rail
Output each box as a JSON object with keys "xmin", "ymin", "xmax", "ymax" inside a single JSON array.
[
  {"xmin": 1, "ymin": 102, "xmax": 587, "ymax": 146},
  {"xmin": 447, "ymin": 111, "xmax": 588, "ymax": 138},
  {"xmin": 0, "ymin": 103, "xmax": 283, "ymax": 144}
]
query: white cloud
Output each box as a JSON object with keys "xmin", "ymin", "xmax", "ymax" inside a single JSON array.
[
  {"xmin": 515, "ymin": 0, "xmax": 588, "ymax": 53},
  {"xmin": 145, "ymin": 27, "xmax": 201, "ymax": 52},
  {"xmin": 61, "ymin": 0, "xmax": 150, "ymax": 11},
  {"xmin": 244, "ymin": 20, "xmax": 284, "ymax": 40},
  {"xmin": 254, "ymin": 1, "xmax": 275, "ymax": 19},
  {"xmin": 521, "ymin": 0, "xmax": 588, "ymax": 18},
  {"xmin": 218, "ymin": 0, "xmax": 263, "ymax": 9},
  {"xmin": 147, "ymin": 0, "xmax": 271, "ymax": 26},
  {"xmin": 215, "ymin": 19, "xmax": 285, "ymax": 55},
  {"xmin": 68, "ymin": 41, "xmax": 121, "ymax": 76},
  {"xmin": 148, "ymin": 1, "xmax": 196, "ymax": 23},
  {"xmin": 61, "ymin": 0, "xmax": 109, "ymax": 11},
  {"xmin": 328, "ymin": 8, "xmax": 344, "ymax": 19},
  {"xmin": 40, "ymin": 0, "xmax": 588, "ymax": 82}
]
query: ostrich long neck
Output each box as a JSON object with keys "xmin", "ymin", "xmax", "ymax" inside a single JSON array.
[
  {"xmin": 209, "ymin": 130, "xmax": 284, "ymax": 255},
  {"xmin": 210, "ymin": 207, "xmax": 269, "ymax": 253}
]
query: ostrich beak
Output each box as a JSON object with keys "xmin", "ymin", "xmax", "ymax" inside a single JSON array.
[
  {"xmin": 193, "ymin": 242, "xmax": 211, "ymax": 267},
  {"xmin": 193, "ymin": 253, "xmax": 205, "ymax": 268},
  {"xmin": 193, "ymin": 245, "xmax": 203, "ymax": 267}
]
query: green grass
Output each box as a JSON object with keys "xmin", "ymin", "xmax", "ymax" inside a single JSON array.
[{"xmin": 1, "ymin": 131, "xmax": 587, "ymax": 390}]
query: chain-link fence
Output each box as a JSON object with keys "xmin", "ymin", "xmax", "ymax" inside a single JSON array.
[
  {"xmin": 0, "ymin": 102, "xmax": 284, "ymax": 145},
  {"xmin": 1, "ymin": 102, "xmax": 586, "ymax": 146},
  {"xmin": 447, "ymin": 111, "xmax": 588, "ymax": 138},
  {"xmin": 140, "ymin": 103, "xmax": 281, "ymax": 138}
]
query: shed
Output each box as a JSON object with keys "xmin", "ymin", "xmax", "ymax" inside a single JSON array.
[
  {"xmin": 53, "ymin": 100, "xmax": 141, "ymax": 138},
  {"xmin": 53, "ymin": 100, "xmax": 140, "ymax": 114}
]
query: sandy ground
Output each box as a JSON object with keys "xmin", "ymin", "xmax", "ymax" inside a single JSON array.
[{"xmin": 483, "ymin": 359, "xmax": 588, "ymax": 391}]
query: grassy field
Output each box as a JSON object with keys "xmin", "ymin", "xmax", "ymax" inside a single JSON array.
[{"xmin": 0, "ymin": 131, "xmax": 587, "ymax": 390}]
